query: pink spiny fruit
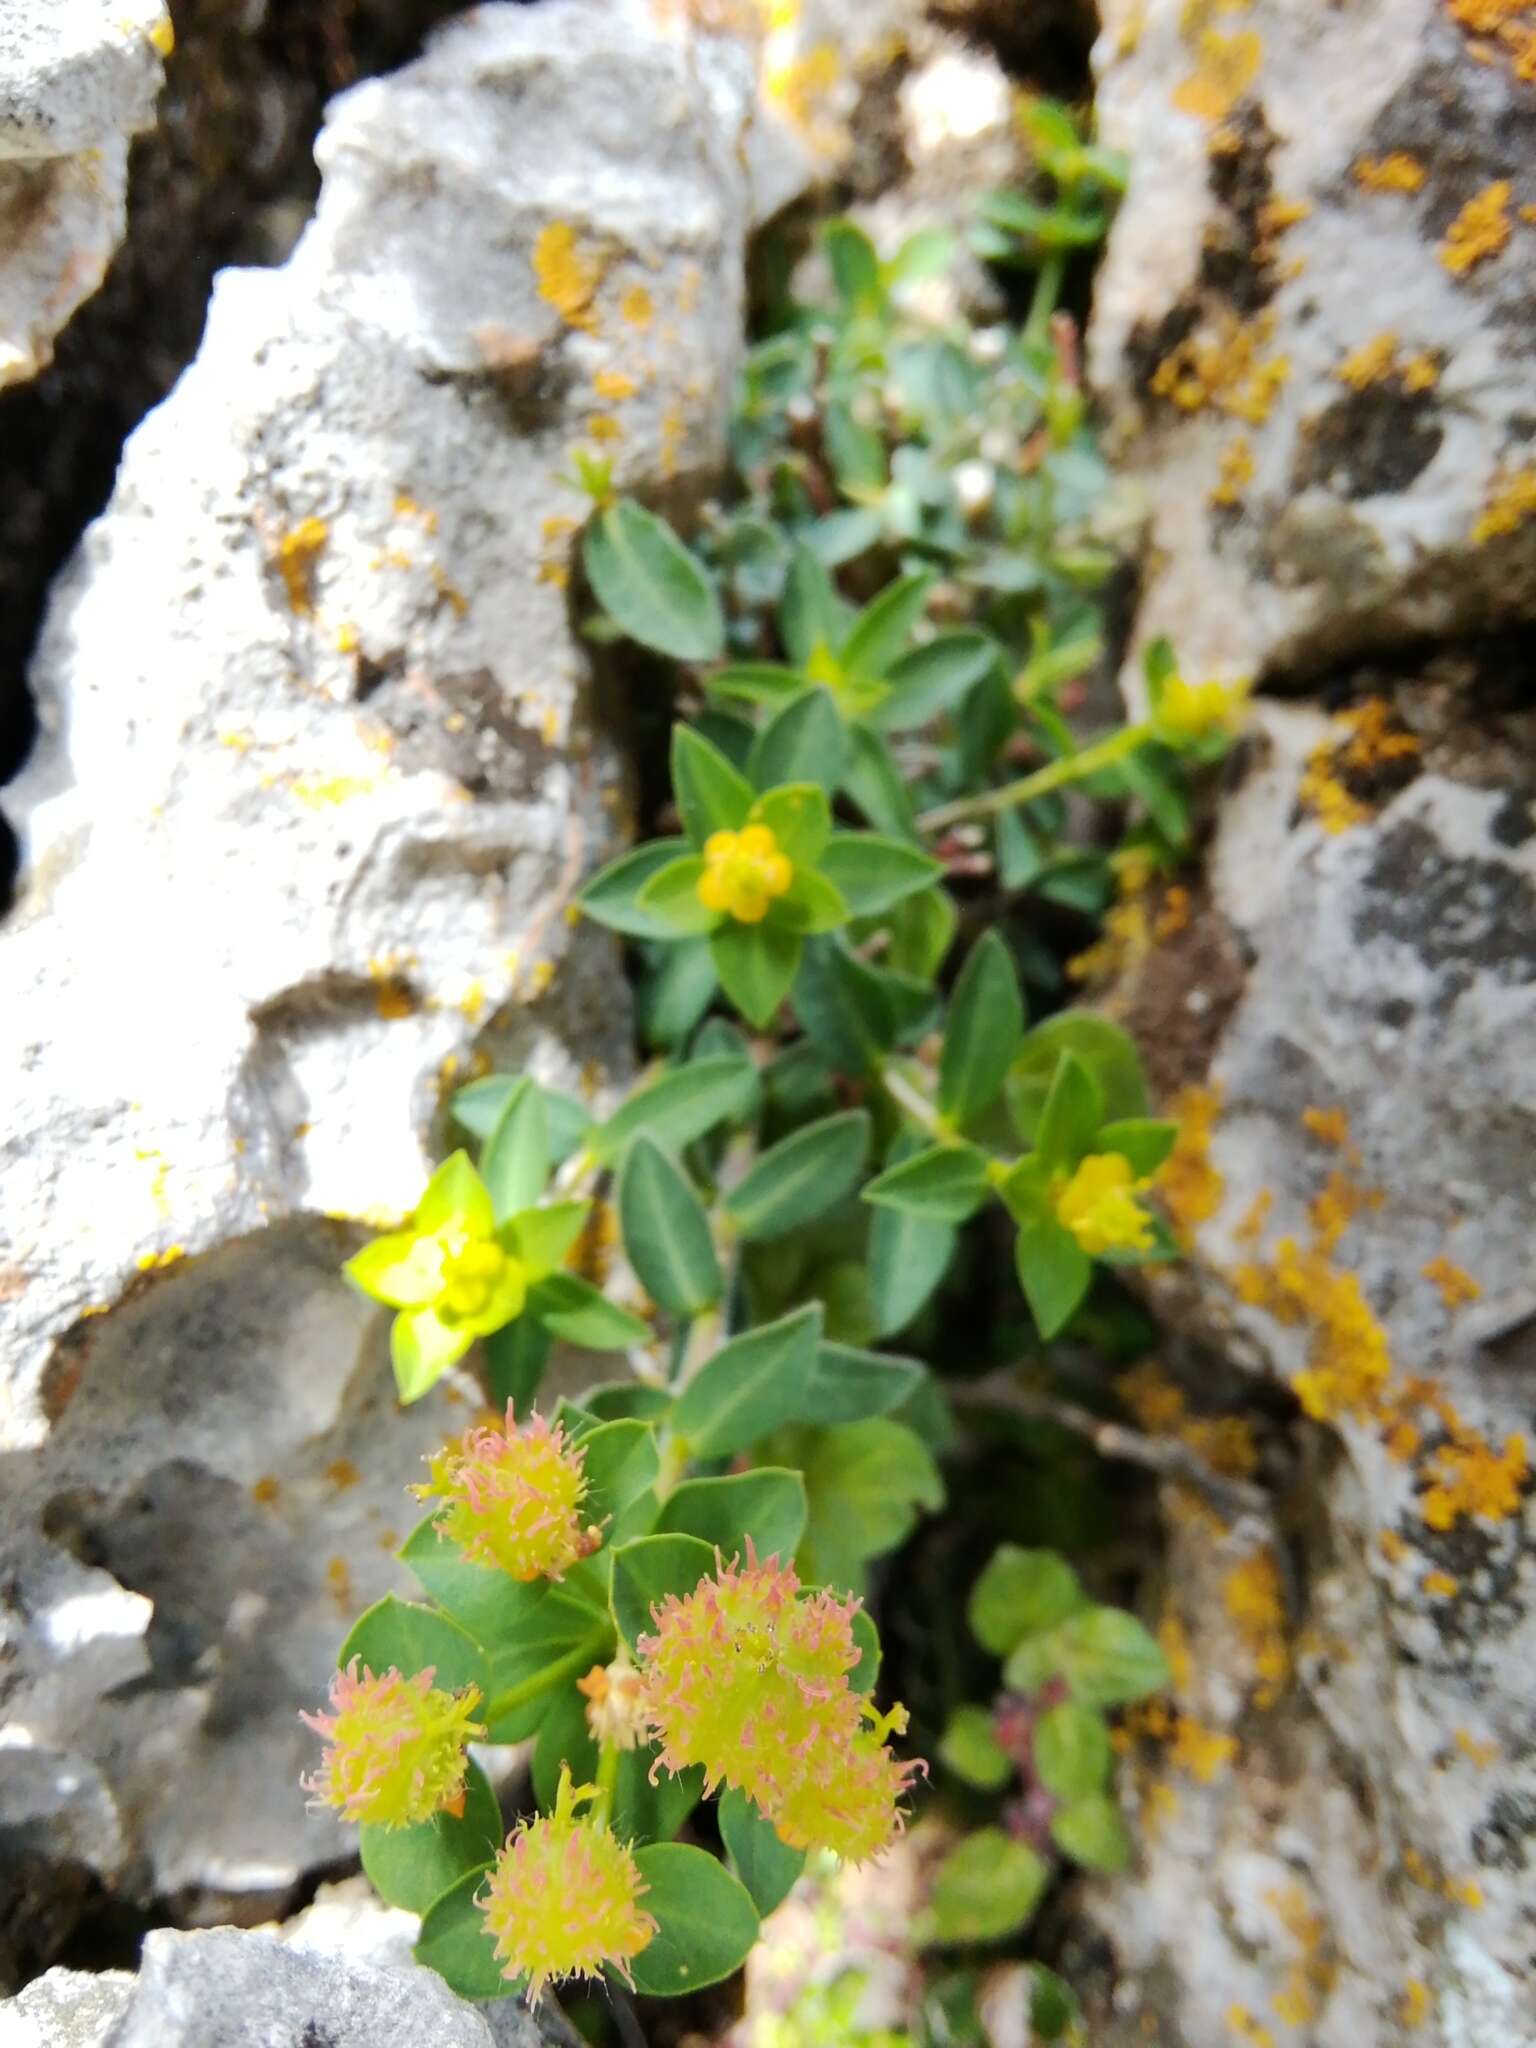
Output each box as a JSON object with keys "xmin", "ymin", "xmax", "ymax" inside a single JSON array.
[
  {"xmin": 301, "ymin": 1661, "xmax": 483, "ymax": 1828},
  {"xmin": 415, "ymin": 1403, "xmax": 601, "ymax": 1582}
]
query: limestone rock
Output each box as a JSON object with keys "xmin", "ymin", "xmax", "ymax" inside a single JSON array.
[
  {"xmin": 1081, "ymin": 694, "xmax": 1536, "ymax": 2048},
  {"xmin": 0, "ymin": 0, "xmax": 168, "ymax": 388},
  {"xmin": 1088, "ymin": 0, "xmax": 1536, "ymax": 689},
  {"xmin": 0, "ymin": 0, "xmax": 756, "ymax": 1971}
]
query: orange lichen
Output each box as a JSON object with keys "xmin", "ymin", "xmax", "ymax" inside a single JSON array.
[
  {"xmin": 1471, "ymin": 466, "xmax": 1536, "ymax": 543},
  {"xmin": 276, "ymin": 516, "xmax": 328, "ymax": 616},
  {"xmin": 1235, "ymin": 1189, "xmax": 1273, "ymax": 1244},
  {"xmin": 252, "ymin": 1475, "xmax": 281, "ymax": 1505},
  {"xmin": 1378, "ymin": 1527, "xmax": 1408, "ymax": 1562},
  {"xmin": 1170, "ymin": 1715, "xmax": 1239, "ymax": 1781},
  {"xmin": 1264, "ymin": 1880, "xmax": 1337, "ymax": 2026},
  {"xmin": 1117, "ymin": 1359, "xmax": 1189, "ymax": 1434},
  {"xmin": 1298, "ymin": 698, "xmax": 1420, "ymax": 835},
  {"xmin": 1336, "ymin": 332, "xmax": 1400, "ymax": 389},
  {"xmin": 1439, "ymin": 182, "xmax": 1511, "ymax": 274},
  {"xmin": 534, "ymin": 223, "xmax": 607, "ymax": 333},
  {"xmin": 1225, "ymin": 2006, "xmax": 1275, "ymax": 2048},
  {"xmin": 1455, "ymin": 1728, "xmax": 1499, "ymax": 1768},
  {"xmin": 1398, "ymin": 1981, "xmax": 1432, "ymax": 2028},
  {"xmin": 1301, "ymin": 1106, "xmax": 1350, "ymax": 1148},
  {"xmin": 1152, "ymin": 309, "xmax": 1290, "ymax": 423},
  {"xmin": 1423, "ymin": 1255, "xmax": 1481, "ymax": 1307},
  {"xmin": 1211, "ymin": 435, "xmax": 1256, "ymax": 506},
  {"xmin": 620, "ymin": 284, "xmax": 654, "ymax": 330},
  {"xmin": 1386, "ymin": 1416, "xmax": 1422, "ymax": 1463},
  {"xmin": 1352, "ymin": 152, "xmax": 1426, "ymax": 193},
  {"xmin": 1423, "ymin": 1570, "xmax": 1459, "ymax": 1598},
  {"xmin": 1419, "ymin": 1428, "xmax": 1527, "ymax": 1530},
  {"xmin": 1446, "ymin": 0, "xmax": 1529, "ymax": 29},
  {"xmin": 1153, "ymin": 884, "xmax": 1193, "ymax": 939},
  {"xmin": 593, "ymin": 369, "xmax": 638, "ymax": 401},
  {"xmin": 1158, "ymin": 1085, "xmax": 1224, "ymax": 1245},
  {"xmin": 1172, "ymin": 29, "xmax": 1264, "ymax": 120},
  {"xmin": 1223, "ymin": 1551, "xmax": 1290, "ymax": 1706}
]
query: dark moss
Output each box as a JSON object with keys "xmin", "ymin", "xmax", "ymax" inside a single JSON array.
[
  {"xmin": 1200, "ymin": 100, "xmax": 1281, "ymax": 317},
  {"xmin": 1291, "ymin": 383, "xmax": 1445, "ymax": 501}
]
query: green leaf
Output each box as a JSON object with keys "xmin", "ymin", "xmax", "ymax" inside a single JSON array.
[
  {"xmin": 774, "ymin": 867, "xmax": 850, "ymax": 936},
  {"xmin": 452, "ymin": 1076, "xmax": 592, "ymax": 1159},
  {"xmin": 580, "ymin": 1419, "xmax": 661, "ymax": 1527},
  {"xmin": 1027, "ymin": 1965, "xmax": 1085, "ymax": 2042},
  {"xmin": 1009, "ymin": 1014, "xmax": 1148, "ymax": 1143},
  {"xmin": 638, "ymin": 935, "xmax": 718, "ymax": 1051},
  {"xmin": 869, "ymin": 1192, "xmax": 956, "ymax": 1337},
  {"xmin": 875, "ymin": 631, "xmax": 999, "ymax": 730},
  {"xmin": 399, "ymin": 1517, "xmax": 602, "ymax": 1653},
  {"xmin": 929, "ymin": 1830, "xmax": 1048, "ymax": 1945},
  {"xmin": 479, "ymin": 1077, "xmax": 551, "ymax": 1222},
  {"xmin": 939, "ymin": 1704, "xmax": 1013, "ymax": 1791},
  {"xmin": 968, "ymin": 1546, "xmax": 1087, "ymax": 1655},
  {"xmin": 584, "ymin": 498, "xmax": 725, "ymax": 661},
  {"xmin": 672, "ymin": 1303, "xmax": 822, "ymax": 1457},
  {"xmin": 483, "ymin": 1610, "xmax": 614, "ymax": 1744},
  {"xmin": 799, "ymin": 1341, "xmax": 926, "ymax": 1425},
  {"xmin": 360, "ymin": 1758, "xmax": 502, "ymax": 1914},
  {"xmin": 1098, "ymin": 1117, "xmax": 1179, "ymax": 1176},
  {"xmin": 672, "ymin": 725, "xmax": 755, "ymax": 849},
  {"xmin": 863, "ymin": 1142, "xmax": 991, "ymax": 1224},
  {"xmin": 824, "ymin": 217, "xmax": 883, "ymax": 311},
  {"xmin": 779, "ymin": 545, "xmax": 851, "ymax": 667},
  {"xmin": 528, "ymin": 1273, "xmax": 650, "ymax": 1349},
  {"xmin": 591, "ymin": 1056, "xmax": 757, "ymax": 1165},
  {"xmin": 939, "ymin": 931, "xmax": 1025, "ymax": 1127},
  {"xmin": 390, "ymin": 1307, "xmax": 469, "ymax": 1403},
  {"xmin": 629, "ymin": 1843, "xmax": 761, "ymax": 1996},
  {"xmin": 725, "ymin": 1111, "xmax": 870, "ymax": 1242},
  {"xmin": 579, "ymin": 838, "xmax": 695, "ymax": 940},
  {"xmin": 610, "ymin": 1533, "xmax": 718, "ymax": 1649},
  {"xmin": 636, "ymin": 855, "xmax": 719, "ymax": 936},
  {"xmin": 338, "ymin": 1595, "xmax": 487, "ymax": 1699},
  {"xmin": 719, "ymin": 1788, "xmax": 806, "ymax": 1917},
  {"xmin": 839, "ymin": 573, "xmax": 934, "ymax": 680},
  {"xmin": 791, "ymin": 936, "xmax": 899, "ymax": 1076},
  {"xmin": 413, "ymin": 1868, "xmax": 507, "ymax": 2002},
  {"xmin": 752, "ymin": 781, "xmax": 833, "ymax": 868},
  {"xmin": 583, "ymin": 1380, "xmax": 675, "ymax": 1425},
  {"xmin": 818, "ymin": 834, "xmax": 941, "ymax": 918},
  {"xmin": 530, "ymin": 1682, "xmax": 596, "ymax": 1813},
  {"xmin": 1014, "ymin": 1212, "xmax": 1092, "ymax": 1340},
  {"xmin": 793, "ymin": 1418, "xmax": 944, "ymax": 1589},
  {"xmin": 656, "ymin": 1469, "xmax": 807, "ymax": 1562},
  {"xmin": 705, "ymin": 661, "xmax": 807, "ymax": 708},
  {"xmin": 506, "ymin": 1198, "xmax": 591, "ymax": 1280},
  {"xmin": 1034, "ymin": 1702, "xmax": 1112, "ymax": 1802},
  {"xmin": 1119, "ymin": 748, "xmax": 1189, "ymax": 843},
  {"xmin": 843, "ymin": 723, "xmax": 918, "ymax": 838},
  {"xmin": 711, "ymin": 920, "xmax": 802, "ymax": 1031},
  {"xmin": 1051, "ymin": 1793, "xmax": 1133, "ymax": 1874},
  {"xmin": 748, "ymin": 688, "xmax": 847, "ymax": 796},
  {"xmin": 1055, "ymin": 1607, "xmax": 1171, "ymax": 1707},
  {"xmin": 483, "ymin": 1315, "xmax": 552, "ymax": 1410},
  {"xmin": 417, "ymin": 1151, "xmax": 493, "ymax": 1235},
  {"xmin": 618, "ymin": 1137, "xmax": 722, "ymax": 1317},
  {"xmin": 1033, "ymin": 1051, "xmax": 1105, "ymax": 1170}
]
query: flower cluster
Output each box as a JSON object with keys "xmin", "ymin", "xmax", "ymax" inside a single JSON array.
[
  {"xmin": 636, "ymin": 1547, "xmax": 918, "ymax": 1863},
  {"xmin": 1053, "ymin": 1153, "xmax": 1154, "ymax": 1257},
  {"xmin": 301, "ymin": 1661, "xmax": 483, "ymax": 1828},
  {"xmin": 578, "ymin": 1652, "xmax": 649, "ymax": 1752},
  {"xmin": 697, "ymin": 824, "xmax": 794, "ymax": 924},
  {"xmin": 478, "ymin": 1768, "xmax": 655, "ymax": 2001},
  {"xmin": 415, "ymin": 1404, "xmax": 600, "ymax": 1582},
  {"xmin": 1154, "ymin": 671, "xmax": 1250, "ymax": 744}
]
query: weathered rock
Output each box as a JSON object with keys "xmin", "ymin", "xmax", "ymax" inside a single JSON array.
[
  {"xmin": 0, "ymin": 0, "xmax": 759, "ymax": 1975},
  {"xmin": 0, "ymin": 1921, "xmax": 571, "ymax": 2048},
  {"xmin": 1088, "ymin": 0, "xmax": 1536, "ymax": 688},
  {"xmin": 1079, "ymin": 690, "xmax": 1536, "ymax": 2048},
  {"xmin": 0, "ymin": 0, "xmax": 167, "ymax": 391}
]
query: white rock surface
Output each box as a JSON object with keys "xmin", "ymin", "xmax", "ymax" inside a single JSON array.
[
  {"xmin": 0, "ymin": 0, "xmax": 757, "ymax": 1960},
  {"xmin": 1085, "ymin": 701, "xmax": 1536, "ymax": 2047},
  {"xmin": 0, "ymin": 1923, "xmax": 567, "ymax": 2048},
  {"xmin": 1088, "ymin": 0, "xmax": 1536, "ymax": 689},
  {"xmin": 0, "ymin": 0, "xmax": 168, "ymax": 387}
]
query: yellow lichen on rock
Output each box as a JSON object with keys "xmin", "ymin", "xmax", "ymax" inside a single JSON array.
[
  {"xmin": 1172, "ymin": 30, "xmax": 1264, "ymax": 121},
  {"xmin": 1352, "ymin": 152, "xmax": 1426, "ymax": 193},
  {"xmin": 1471, "ymin": 465, "xmax": 1536, "ymax": 542},
  {"xmin": 534, "ymin": 222, "xmax": 607, "ymax": 333},
  {"xmin": 1438, "ymin": 182, "xmax": 1511, "ymax": 275},
  {"xmin": 1151, "ymin": 310, "xmax": 1289, "ymax": 424}
]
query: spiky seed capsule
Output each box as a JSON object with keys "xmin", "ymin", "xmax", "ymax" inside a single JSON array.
[
  {"xmin": 415, "ymin": 1404, "xmax": 600, "ymax": 1582},
  {"xmin": 636, "ymin": 1546, "xmax": 917, "ymax": 1862},
  {"xmin": 300, "ymin": 1661, "xmax": 483, "ymax": 1828},
  {"xmin": 1053, "ymin": 1152, "xmax": 1155, "ymax": 1257},
  {"xmin": 478, "ymin": 1770, "xmax": 656, "ymax": 2001}
]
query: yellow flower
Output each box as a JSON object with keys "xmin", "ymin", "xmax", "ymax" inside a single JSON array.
[
  {"xmin": 301, "ymin": 1661, "xmax": 483, "ymax": 1828},
  {"xmin": 478, "ymin": 1769, "xmax": 656, "ymax": 2001},
  {"xmin": 1155, "ymin": 672, "xmax": 1250, "ymax": 744},
  {"xmin": 696, "ymin": 823, "xmax": 794, "ymax": 924},
  {"xmin": 1054, "ymin": 1153, "xmax": 1155, "ymax": 1257},
  {"xmin": 415, "ymin": 1404, "xmax": 600, "ymax": 1582},
  {"xmin": 637, "ymin": 1546, "xmax": 917, "ymax": 1862}
]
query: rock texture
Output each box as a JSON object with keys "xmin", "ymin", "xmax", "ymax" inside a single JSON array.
[
  {"xmin": 1089, "ymin": 0, "xmax": 1536, "ymax": 689},
  {"xmin": 1078, "ymin": 686, "xmax": 1536, "ymax": 2046},
  {"xmin": 0, "ymin": 1920, "xmax": 571, "ymax": 2048},
  {"xmin": 0, "ymin": 0, "xmax": 760, "ymax": 1978},
  {"xmin": 0, "ymin": 1, "xmax": 167, "ymax": 391}
]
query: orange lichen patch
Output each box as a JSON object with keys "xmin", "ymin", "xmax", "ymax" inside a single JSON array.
[
  {"xmin": 1257, "ymin": 196, "xmax": 1311, "ymax": 239},
  {"xmin": 1211, "ymin": 435, "xmax": 1256, "ymax": 506},
  {"xmin": 1398, "ymin": 1980, "xmax": 1432, "ymax": 2028},
  {"xmin": 1423, "ymin": 1255, "xmax": 1481, "ymax": 1307},
  {"xmin": 1159, "ymin": 1611, "xmax": 1193, "ymax": 1695},
  {"xmin": 593, "ymin": 369, "xmax": 638, "ymax": 401},
  {"xmin": 326, "ymin": 1458, "xmax": 361, "ymax": 1491},
  {"xmin": 1439, "ymin": 182, "xmax": 1512, "ymax": 274},
  {"xmin": 136, "ymin": 1245, "xmax": 186, "ymax": 1273},
  {"xmin": 1117, "ymin": 1359, "xmax": 1189, "ymax": 1434},
  {"xmin": 1353, "ymin": 152, "xmax": 1427, "ymax": 193},
  {"xmin": 1184, "ymin": 1415, "xmax": 1261, "ymax": 1478},
  {"xmin": 1237, "ymin": 1236, "xmax": 1392, "ymax": 1421},
  {"xmin": 660, "ymin": 401, "xmax": 687, "ymax": 480},
  {"xmin": 1402, "ymin": 351, "xmax": 1442, "ymax": 392},
  {"xmin": 430, "ymin": 565, "xmax": 469, "ymax": 617},
  {"xmin": 1455, "ymin": 1728, "xmax": 1499, "ymax": 1768},
  {"xmin": 1173, "ymin": 29, "xmax": 1264, "ymax": 121},
  {"xmin": 586, "ymin": 414, "xmax": 625, "ymax": 445},
  {"xmin": 276, "ymin": 516, "xmax": 329, "ymax": 616},
  {"xmin": 1235, "ymin": 1188, "xmax": 1273, "ymax": 1244},
  {"xmin": 539, "ymin": 512, "xmax": 579, "ymax": 588},
  {"xmin": 1143, "ymin": 1779, "xmax": 1179, "ymax": 1835},
  {"xmin": 1151, "ymin": 309, "xmax": 1289, "ymax": 422},
  {"xmin": 1423, "ymin": 1569, "xmax": 1459, "ymax": 1597},
  {"xmin": 1153, "ymin": 885, "xmax": 1193, "ymax": 939},
  {"xmin": 1264, "ymin": 1882, "xmax": 1338, "ymax": 2026},
  {"xmin": 765, "ymin": 43, "xmax": 844, "ymax": 152},
  {"xmin": 1378, "ymin": 1527, "xmax": 1409, "ymax": 1562},
  {"xmin": 1386, "ymin": 1416, "xmax": 1422, "ymax": 1463},
  {"xmin": 1336, "ymin": 331, "xmax": 1400, "ymax": 389},
  {"xmin": 534, "ymin": 222, "xmax": 607, "ymax": 333},
  {"xmin": 1066, "ymin": 849, "xmax": 1158, "ymax": 981},
  {"xmin": 1301, "ymin": 1105, "xmax": 1350, "ymax": 1148},
  {"xmin": 1419, "ymin": 1428, "xmax": 1527, "ymax": 1530},
  {"xmin": 1170, "ymin": 1714, "xmax": 1239, "ymax": 1781},
  {"xmin": 1308, "ymin": 1171, "xmax": 1382, "ymax": 1255},
  {"xmin": 327, "ymin": 1556, "xmax": 354, "ymax": 1612},
  {"xmin": 148, "ymin": 12, "xmax": 176, "ymax": 55},
  {"xmin": 287, "ymin": 774, "xmax": 383, "ymax": 810},
  {"xmin": 1447, "ymin": 0, "xmax": 1529, "ymax": 28},
  {"xmin": 1471, "ymin": 465, "xmax": 1536, "ymax": 543},
  {"xmin": 1224, "ymin": 1551, "xmax": 1290, "ymax": 1706},
  {"xmin": 1158, "ymin": 1085, "xmax": 1224, "ymax": 1245},
  {"xmin": 1225, "ymin": 2006, "xmax": 1275, "ymax": 2048},
  {"xmin": 393, "ymin": 493, "xmax": 439, "ymax": 532},
  {"xmin": 1453, "ymin": 1877, "xmax": 1485, "ymax": 1909},
  {"xmin": 252, "ymin": 1475, "xmax": 282, "ymax": 1505},
  {"xmin": 620, "ymin": 284, "xmax": 654, "ymax": 329},
  {"xmin": 1298, "ymin": 698, "xmax": 1421, "ymax": 835}
]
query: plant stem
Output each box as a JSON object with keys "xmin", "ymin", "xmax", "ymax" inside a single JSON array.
[
  {"xmin": 1024, "ymin": 251, "xmax": 1066, "ymax": 351},
  {"xmin": 482, "ymin": 1631, "xmax": 610, "ymax": 1727},
  {"xmin": 918, "ymin": 721, "xmax": 1151, "ymax": 835},
  {"xmin": 590, "ymin": 1738, "xmax": 622, "ymax": 1830}
]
